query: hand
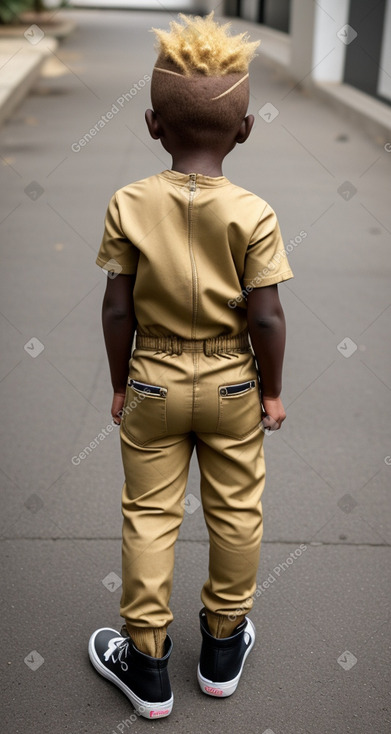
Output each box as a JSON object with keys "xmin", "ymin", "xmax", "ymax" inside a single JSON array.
[
  {"xmin": 261, "ymin": 395, "xmax": 286, "ymax": 431},
  {"xmin": 111, "ymin": 392, "xmax": 126, "ymax": 425}
]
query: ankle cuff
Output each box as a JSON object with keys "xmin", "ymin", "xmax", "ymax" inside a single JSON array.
[
  {"xmin": 125, "ymin": 624, "xmax": 167, "ymax": 658},
  {"xmin": 205, "ymin": 610, "xmax": 246, "ymax": 638}
]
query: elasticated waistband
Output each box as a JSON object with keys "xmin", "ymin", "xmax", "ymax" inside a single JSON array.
[{"xmin": 135, "ymin": 331, "xmax": 250, "ymax": 356}]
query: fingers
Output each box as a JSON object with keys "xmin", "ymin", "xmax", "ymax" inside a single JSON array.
[
  {"xmin": 261, "ymin": 413, "xmax": 286, "ymax": 431},
  {"xmin": 111, "ymin": 407, "xmax": 122, "ymax": 425},
  {"xmin": 261, "ymin": 400, "xmax": 286, "ymax": 431},
  {"xmin": 261, "ymin": 396, "xmax": 286, "ymax": 431},
  {"xmin": 112, "ymin": 392, "xmax": 126, "ymax": 425}
]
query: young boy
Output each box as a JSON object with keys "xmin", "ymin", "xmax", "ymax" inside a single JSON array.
[{"xmin": 88, "ymin": 13, "xmax": 293, "ymax": 720}]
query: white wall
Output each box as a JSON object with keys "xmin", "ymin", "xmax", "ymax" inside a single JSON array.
[
  {"xmin": 290, "ymin": 0, "xmax": 350, "ymax": 84},
  {"xmin": 312, "ymin": 0, "xmax": 350, "ymax": 82},
  {"xmin": 241, "ymin": 0, "xmax": 259, "ymax": 23},
  {"xmin": 289, "ymin": 0, "xmax": 316, "ymax": 82}
]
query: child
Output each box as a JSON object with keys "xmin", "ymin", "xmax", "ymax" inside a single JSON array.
[{"xmin": 88, "ymin": 12, "xmax": 293, "ymax": 720}]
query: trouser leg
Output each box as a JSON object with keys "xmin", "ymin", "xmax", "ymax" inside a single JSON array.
[
  {"xmin": 196, "ymin": 426, "xmax": 265, "ymax": 631},
  {"xmin": 119, "ymin": 428, "xmax": 194, "ymax": 654}
]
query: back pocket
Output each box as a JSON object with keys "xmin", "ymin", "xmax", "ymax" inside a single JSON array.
[
  {"xmin": 121, "ymin": 378, "xmax": 168, "ymax": 446},
  {"xmin": 216, "ymin": 379, "xmax": 261, "ymax": 440}
]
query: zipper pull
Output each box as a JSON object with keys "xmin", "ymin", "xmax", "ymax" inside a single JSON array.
[{"xmin": 189, "ymin": 173, "xmax": 197, "ymax": 193}]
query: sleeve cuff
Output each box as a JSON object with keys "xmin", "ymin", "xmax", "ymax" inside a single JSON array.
[
  {"xmin": 243, "ymin": 269, "xmax": 294, "ymax": 288},
  {"xmin": 95, "ymin": 255, "xmax": 136, "ymax": 275}
]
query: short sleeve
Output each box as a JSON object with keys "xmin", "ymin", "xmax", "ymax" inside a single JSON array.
[
  {"xmin": 243, "ymin": 203, "xmax": 294, "ymax": 288},
  {"xmin": 95, "ymin": 193, "xmax": 139, "ymax": 275}
]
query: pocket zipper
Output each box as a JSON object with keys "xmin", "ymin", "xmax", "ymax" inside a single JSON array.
[
  {"xmin": 219, "ymin": 380, "xmax": 256, "ymax": 397},
  {"xmin": 128, "ymin": 378, "xmax": 167, "ymax": 397}
]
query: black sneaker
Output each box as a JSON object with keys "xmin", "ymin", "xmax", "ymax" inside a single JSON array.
[
  {"xmin": 88, "ymin": 627, "xmax": 173, "ymax": 719},
  {"xmin": 197, "ymin": 608, "xmax": 255, "ymax": 697}
]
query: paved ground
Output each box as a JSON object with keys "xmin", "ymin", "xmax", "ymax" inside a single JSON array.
[{"xmin": 1, "ymin": 9, "xmax": 390, "ymax": 734}]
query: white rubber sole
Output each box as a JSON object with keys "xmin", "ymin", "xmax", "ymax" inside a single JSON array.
[
  {"xmin": 197, "ymin": 618, "xmax": 256, "ymax": 698},
  {"xmin": 88, "ymin": 628, "xmax": 173, "ymax": 720}
]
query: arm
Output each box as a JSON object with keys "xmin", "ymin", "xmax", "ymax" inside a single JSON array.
[
  {"xmin": 102, "ymin": 273, "xmax": 137, "ymax": 424},
  {"xmin": 247, "ymin": 284, "xmax": 287, "ymax": 430}
]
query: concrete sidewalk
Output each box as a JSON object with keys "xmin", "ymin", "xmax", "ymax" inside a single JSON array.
[
  {"xmin": 0, "ymin": 12, "xmax": 75, "ymax": 126},
  {"xmin": 1, "ymin": 9, "xmax": 390, "ymax": 734}
]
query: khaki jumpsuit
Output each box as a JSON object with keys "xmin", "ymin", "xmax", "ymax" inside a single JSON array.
[{"xmin": 96, "ymin": 169, "xmax": 293, "ymax": 631}]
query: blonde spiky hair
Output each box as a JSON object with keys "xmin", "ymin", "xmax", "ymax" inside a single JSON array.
[{"xmin": 151, "ymin": 12, "xmax": 260, "ymax": 77}]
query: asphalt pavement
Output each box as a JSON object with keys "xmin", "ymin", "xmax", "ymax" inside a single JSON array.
[{"xmin": 1, "ymin": 9, "xmax": 390, "ymax": 734}]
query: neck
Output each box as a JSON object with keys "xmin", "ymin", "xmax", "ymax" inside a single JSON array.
[{"xmin": 170, "ymin": 151, "xmax": 225, "ymax": 177}]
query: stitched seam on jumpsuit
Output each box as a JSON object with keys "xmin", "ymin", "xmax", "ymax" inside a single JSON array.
[
  {"xmin": 188, "ymin": 176, "xmax": 199, "ymax": 340},
  {"xmin": 188, "ymin": 175, "xmax": 200, "ymax": 420}
]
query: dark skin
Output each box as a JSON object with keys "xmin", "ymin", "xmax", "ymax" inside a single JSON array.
[
  {"xmin": 103, "ymin": 108, "xmax": 286, "ymax": 430},
  {"xmin": 102, "ymin": 273, "xmax": 137, "ymax": 424}
]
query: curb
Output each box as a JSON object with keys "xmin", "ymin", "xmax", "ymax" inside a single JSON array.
[
  {"xmin": 0, "ymin": 17, "xmax": 76, "ymax": 41},
  {"xmin": 0, "ymin": 15, "xmax": 75, "ymax": 127},
  {"xmin": 0, "ymin": 37, "xmax": 58, "ymax": 126}
]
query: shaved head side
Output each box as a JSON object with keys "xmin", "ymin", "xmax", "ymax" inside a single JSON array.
[
  {"xmin": 150, "ymin": 13, "xmax": 260, "ymax": 146},
  {"xmin": 151, "ymin": 64, "xmax": 250, "ymax": 144}
]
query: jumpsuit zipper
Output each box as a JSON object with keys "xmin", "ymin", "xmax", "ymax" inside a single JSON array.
[{"xmin": 188, "ymin": 173, "xmax": 198, "ymax": 340}]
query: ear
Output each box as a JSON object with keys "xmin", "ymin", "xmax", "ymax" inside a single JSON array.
[
  {"xmin": 235, "ymin": 114, "xmax": 254, "ymax": 144},
  {"xmin": 145, "ymin": 109, "xmax": 163, "ymax": 140}
]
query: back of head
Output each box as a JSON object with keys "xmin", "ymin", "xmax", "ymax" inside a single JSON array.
[{"xmin": 150, "ymin": 13, "xmax": 260, "ymax": 147}]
